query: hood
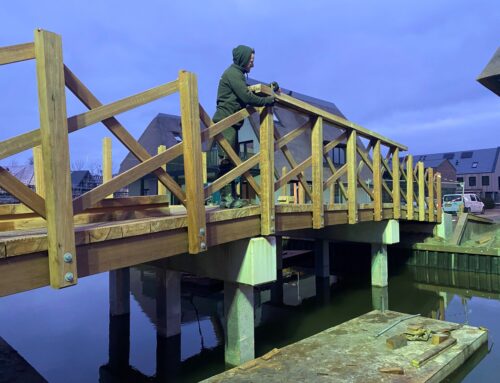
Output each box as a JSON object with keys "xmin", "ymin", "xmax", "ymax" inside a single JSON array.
[{"xmin": 232, "ymin": 45, "xmax": 254, "ymax": 70}]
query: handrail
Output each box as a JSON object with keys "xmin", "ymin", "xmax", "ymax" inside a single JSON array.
[{"xmin": 0, "ymin": 30, "xmax": 441, "ymax": 292}]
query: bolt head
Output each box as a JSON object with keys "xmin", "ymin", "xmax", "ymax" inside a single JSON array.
[
  {"xmin": 199, "ymin": 228, "xmax": 206, "ymax": 236},
  {"xmin": 64, "ymin": 272, "xmax": 74, "ymax": 283},
  {"xmin": 63, "ymin": 252, "xmax": 73, "ymax": 263},
  {"xmin": 200, "ymin": 242, "xmax": 207, "ymax": 250}
]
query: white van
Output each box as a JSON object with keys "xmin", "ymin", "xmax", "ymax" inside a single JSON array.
[{"xmin": 442, "ymin": 193, "xmax": 485, "ymax": 214}]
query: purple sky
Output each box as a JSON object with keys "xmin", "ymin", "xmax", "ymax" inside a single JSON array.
[{"xmin": 1, "ymin": 0, "xmax": 499, "ymax": 170}]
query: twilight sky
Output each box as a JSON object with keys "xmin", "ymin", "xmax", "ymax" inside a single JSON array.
[{"xmin": 1, "ymin": 0, "xmax": 499, "ymax": 171}]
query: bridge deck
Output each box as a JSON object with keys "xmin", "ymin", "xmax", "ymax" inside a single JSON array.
[{"xmin": 0, "ymin": 202, "xmax": 428, "ymax": 297}]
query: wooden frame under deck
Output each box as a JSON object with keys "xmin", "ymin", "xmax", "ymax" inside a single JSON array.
[{"xmin": 0, "ymin": 30, "xmax": 441, "ymax": 295}]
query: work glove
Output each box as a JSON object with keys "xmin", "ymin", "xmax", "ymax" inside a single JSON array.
[{"xmin": 270, "ymin": 81, "xmax": 280, "ymax": 92}]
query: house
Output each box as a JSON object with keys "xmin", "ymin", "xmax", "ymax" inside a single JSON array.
[
  {"xmin": 71, "ymin": 170, "xmax": 102, "ymax": 197},
  {"xmin": 477, "ymin": 47, "xmax": 500, "ymax": 96},
  {"xmin": 119, "ymin": 81, "xmax": 375, "ymax": 204},
  {"xmin": 413, "ymin": 148, "xmax": 500, "ymax": 203}
]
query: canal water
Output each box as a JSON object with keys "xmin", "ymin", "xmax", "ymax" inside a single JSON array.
[{"xmin": 0, "ymin": 248, "xmax": 498, "ymax": 382}]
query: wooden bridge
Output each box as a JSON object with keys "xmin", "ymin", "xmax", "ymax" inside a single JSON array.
[{"xmin": 0, "ymin": 29, "xmax": 443, "ymax": 299}]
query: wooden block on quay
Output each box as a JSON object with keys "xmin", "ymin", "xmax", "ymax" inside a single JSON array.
[
  {"xmin": 411, "ymin": 337, "xmax": 457, "ymax": 368},
  {"xmin": 379, "ymin": 367, "xmax": 404, "ymax": 375},
  {"xmin": 432, "ymin": 333, "xmax": 450, "ymax": 345},
  {"xmin": 386, "ymin": 334, "xmax": 407, "ymax": 350}
]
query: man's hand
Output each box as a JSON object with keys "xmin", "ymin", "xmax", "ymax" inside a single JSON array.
[{"xmin": 270, "ymin": 81, "xmax": 281, "ymax": 93}]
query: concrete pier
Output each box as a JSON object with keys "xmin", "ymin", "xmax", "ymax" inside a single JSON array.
[
  {"xmin": 224, "ymin": 282, "xmax": 255, "ymax": 367},
  {"xmin": 156, "ymin": 269, "xmax": 181, "ymax": 338},
  {"xmin": 371, "ymin": 243, "xmax": 388, "ymax": 287}
]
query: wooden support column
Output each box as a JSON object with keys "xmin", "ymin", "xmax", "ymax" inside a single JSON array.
[
  {"xmin": 436, "ymin": 172, "xmax": 442, "ymax": 223},
  {"xmin": 179, "ymin": 70, "xmax": 206, "ymax": 253},
  {"xmin": 33, "ymin": 145, "xmax": 45, "ymax": 198},
  {"xmin": 260, "ymin": 106, "xmax": 275, "ymax": 235},
  {"xmin": 347, "ymin": 130, "xmax": 357, "ymax": 224},
  {"xmin": 428, "ymin": 168, "xmax": 434, "ymax": 222},
  {"xmin": 109, "ymin": 268, "xmax": 130, "ymax": 316},
  {"xmin": 373, "ymin": 140, "xmax": 382, "ymax": 221},
  {"xmin": 34, "ymin": 29, "xmax": 76, "ymax": 288},
  {"xmin": 311, "ymin": 116, "xmax": 324, "ymax": 229},
  {"xmin": 157, "ymin": 145, "xmax": 167, "ymax": 195},
  {"xmin": 103, "ymin": 137, "xmax": 112, "ymax": 198},
  {"xmin": 392, "ymin": 148, "xmax": 400, "ymax": 219},
  {"xmin": 406, "ymin": 155, "xmax": 414, "ymax": 220},
  {"xmin": 418, "ymin": 161, "xmax": 425, "ymax": 221},
  {"xmin": 281, "ymin": 166, "xmax": 288, "ymax": 197}
]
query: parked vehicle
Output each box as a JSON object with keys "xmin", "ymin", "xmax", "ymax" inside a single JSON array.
[{"xmin": 442, "ymin": 193, "xmax": 485, "ymax": 214}]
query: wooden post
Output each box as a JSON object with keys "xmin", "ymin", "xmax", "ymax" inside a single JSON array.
[
  {"xmin": 157, "ymin": 145, "xmax": 167, "ymax": 195},
  {"xmin": 281, "ymin": 166, "xmax": 288, "ymax": 197},
  {"xmin": 418, "ymin": 161, "xmax": 425, "ymax": 221},
  {"xmin": 260, "ymin": 106, "xmax": 275, "ymax": 235},
  {"xmin": 34, "ymin": 29, "xmax": 76, "ymax": 288},
  {"xmin": 392, "ymin": 148, "xmax": 400, "ymax": 219},
  {"xmin": 347, "ymin": 130, "xmax": 357, "ymax": 224},
  {"xmin": 202, "ymin": 151, "xmax": 207, "ymax": 184},
  {"xmin": 329, "ymin": 183, "xmax": 334, "ymax": 206},
  {"xmin": 436, "ymin": 172, "xmax": 442, "ymax": 223},
  {"xmin": 311, "ymin": 116, "xmax": 324, "ymax": 229},
  {"xmin": 406, "ymin": 155, "xmax": 414, "ymax": 220},
  {"xmin": 179, "ymin": 70, "xmax": 206, "ymax": 254},
  {"xmin": 298, "ymin": 182, "xmax": 305, "ymax": 204},
  {"xmin": 33, "ymin": 145, "xmax": 45, "ymax": 198},
  {"xmin": 103, "ymin": 137, "xmax": 112, "ymax": 199},
  {"xmin": 373, "ymin": 140, "xmax": 382, "ymax": 221},
  {"xmin": 428, "ymin": 167, "xmax": 434, "ymax": 222}
]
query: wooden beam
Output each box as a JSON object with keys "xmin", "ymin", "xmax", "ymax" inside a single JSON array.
[
  {"xmin": 204, "ymin": 155, "xmax": 260, "ymax": 197},
  {"xmin": 406, "ymin": 155, "xmax": 414, "ymax": 220},
  {"xmin": 356, "ymin": 145, "xmax": 374, "ymax": 172},
  {"xmin": 373, "ymin": 140, "xmax": 382, "ymax": 221},
  {"xmin": 0, "ymin": 130, "xmax": 41, "ymax": 161},
  {"xmin": 324, "ymin": 164, "xmax": 347, "ymax": 190},
  {"xmin": 392, "ymin": 148, "xmax": 401, "ymax": 219},
  {"xmin": 214, "ymin": 133, "xmax": 261, "ymax": 196},
  {"xmin": 428, "ymin": 167, "xmax": 434, "ymax": 222},
  {"xmin": 179, "ymin": 70, "xmax": 206, "ymax": 254},
  {"xmin": 251, "ymin": 84, "xmax": 407, "ymax": 151},
  {"xmin": 199, "ymin": 104, "xmax": 215, "ymax": 150},
  {"xmin": 73, "ymin": 144, "xmax": 183, "ymax": 214},
  {"xmin": 274, "ymin": 120, "xmax": 311, "ymax": 151},
  {"xmin": 324, "ymin": 154, "xmax": 348, "ymax": 199},
  {"xmin": 0, "ymin": 167, "xmax": 46, "ymax": 217},
  {"xmin": 200, "ymin": 107, "xmax": 255, "ymax": 142},
  {"xmin": 63, "ymin": 66, "xmax": 185, "ymax": 204},
  {"xmin": 311, "ymin": 116, "xmax": 324, "ymax": 229},
  {"xmin": 418, "ymin": 161, "xmax": 425, "ymax": 221},
  {"xmin": 157, "ymin": 145, "xmax": 167, "ymax": 196},
  {"xmin": 33, "ymin": 145, "xmax": 45, "ymax": 198},
  {"xmin": 102, "ymin": 137, "xmax": 112, "ymax": 199},
  {"xmin": 66, "ymin": 81, "xmax": 179, "ymax": 133},
  {"xmin": 436, "ymin": 172, "xmax": 442, "ymax": 223},
  {"xmin": 275, "ymin": 156, "xmax": 312, "ymax": 191},
  {"xmin": 0, "ymin": 42, "xmax": 35, "ymax": 65},
  {"xmin": 34, "ymin": 29, "xmax": 76, "ymax": 288},
  {"xmin": 347, "ymin": 130, "xmax": 357, "ymax": 224},
  {"xmin": 260, "ymin": 107, "xmax": 275, "ymax": 235}
]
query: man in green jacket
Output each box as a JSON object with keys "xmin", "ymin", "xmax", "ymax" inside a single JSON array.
[{"xmin": 213, "ymin": 44, "xmax": 276, "ymax": 208}]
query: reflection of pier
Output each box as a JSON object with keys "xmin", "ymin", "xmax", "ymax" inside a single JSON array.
[{"xmin": 0, "ymin": 337, "xmax": 47, "ymax": 383}]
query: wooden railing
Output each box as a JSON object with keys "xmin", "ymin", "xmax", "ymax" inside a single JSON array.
[{"xmin": 0, "ymin": 29, "xmax": 441, "ymax": 289}]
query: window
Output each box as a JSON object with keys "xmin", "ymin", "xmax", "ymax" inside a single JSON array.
[
  {"xmin": 482, "ymin": 176, "xmax": 490, "ymax": 186},
  {"xmin": 469, "ymin": 177, "xmax": 476, "ymax": 187},
  {"xmin": 239, "ymin": 140, "xmax": 254, "ymax": 160},
  {"xmin": 173, "ymin": 132, "xmax": 182, "ymax": 143},
  {"xmin": 333, "ymin": 143, "xmax": 346, "ymax": 166},
  {"xmin": 472, "ymin": 162, "xmax": 478, "ymax": 168},
  {"xmin": 461, "ymin": 151, "xmax": 473, "ymax": 159},
  {"xmin": 457, "ymin": 177, "xmax": 464, "ymax": 183}
]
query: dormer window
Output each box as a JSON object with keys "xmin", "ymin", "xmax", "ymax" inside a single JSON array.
[{"xmin": 472, "ymin": 162, "xmax": 478, "ymax": 168}]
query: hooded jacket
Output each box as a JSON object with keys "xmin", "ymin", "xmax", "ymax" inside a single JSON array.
[{"xmin": 213, "ymin": 45, "xmax": 274, "ymax": 126}]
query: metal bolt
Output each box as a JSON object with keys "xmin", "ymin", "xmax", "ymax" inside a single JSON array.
[
  {"xmin": 199, "ymin": 228, "xmax": 205, "ymax": 236},
  {"xmin": 200, "ymin": 242, "xmax": 207, "ymax": 250},
  {"xmin": 64, "ymin": 272, "xmax": 74, "ymax": 283},
  {"xmin": 271, "ymin": 216, "xmax": 275, "ymax": 221},
  {"xmin": 63, "ymin": 252, "xmax": 73, "ymax": 263}
]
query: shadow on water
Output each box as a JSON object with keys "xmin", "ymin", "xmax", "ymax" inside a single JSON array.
[{"xmin": 0, "ymin": 246, "xmax": 498, "ymax": 382}]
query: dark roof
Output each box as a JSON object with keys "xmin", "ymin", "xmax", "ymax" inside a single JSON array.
[
  {"xmin": 477, "ymin": 47, "xmax": 500, "ymax": 96},
  {"xmin": 119, "ymin": 113, "xmax": 208, "ymax": 173},
  {"xmin": 71, "ymin": 170, "xmax": 91, "ymax": 187},
  {"xmin": 247, "ymin": 78, "xmax": 346, "ymax": 118},
  {"xmin": 414, "ymin": 147, "xmax": 500, "ymax": 174}
]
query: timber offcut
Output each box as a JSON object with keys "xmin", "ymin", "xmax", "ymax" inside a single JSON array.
[{"xmin": 203, "ymin": 310, "xmax": 488, "ymax": 383}]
